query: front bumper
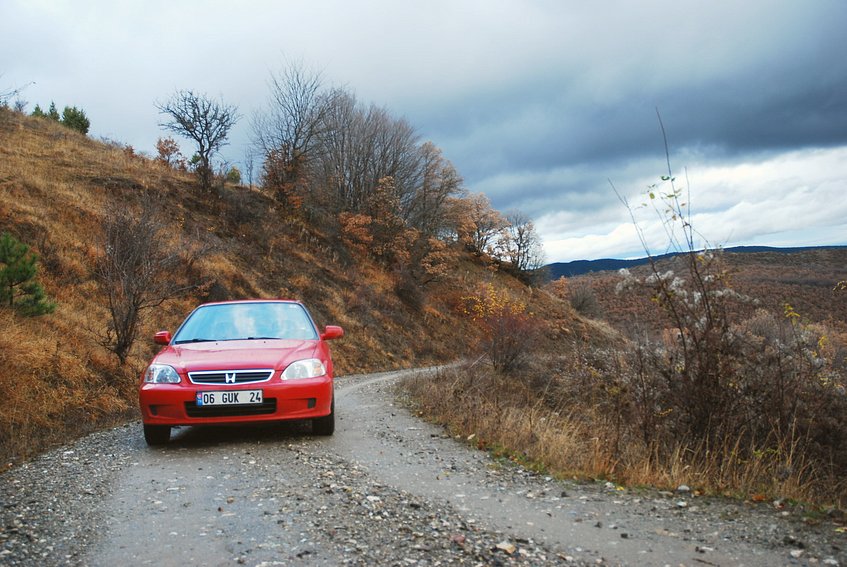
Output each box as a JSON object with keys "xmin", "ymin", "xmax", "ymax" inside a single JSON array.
[{"xmin": 139, "ymin": 376, "xmax": 333, "ymax": 426}]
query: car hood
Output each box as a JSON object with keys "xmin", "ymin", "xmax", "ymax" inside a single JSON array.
[{"xmin": 152, "ymin": 339, "xmax": 320, "ymax": 373}]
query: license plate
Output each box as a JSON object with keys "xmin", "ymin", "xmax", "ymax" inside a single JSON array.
[{"xmin": 195, "ymin": 390, "xmax": 263, "ymax": 406}]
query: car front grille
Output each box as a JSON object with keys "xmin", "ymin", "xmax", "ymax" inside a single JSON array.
[
  {"xmin": 188, "ymin": 369, "xmax": 274, "ymax": 385},
  {"xmin": 184, "ymin": 398, "xmax": 277, "ymax": 418}
]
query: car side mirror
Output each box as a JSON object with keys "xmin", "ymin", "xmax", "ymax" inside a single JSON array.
[
  {"xmin": 154, "ymin": 331, "xmax": 172, "ymax": 345},
  {"xmin": 321, "ymin": 325, "xmax": 344, "ymax": 341}
]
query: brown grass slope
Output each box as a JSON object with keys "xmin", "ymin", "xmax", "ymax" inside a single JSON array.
[{"xmin": 0, "ymin": 109, "xmax": 585, "ymax": 467}]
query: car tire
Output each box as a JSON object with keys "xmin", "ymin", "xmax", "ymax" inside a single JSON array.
[
  {"xmin": 312, "ymin": 399, "xmax": 334, "ymax": 436},
  {"xmin": 143, "ymin": 424, "xmax": 171, "ymax": 445}
]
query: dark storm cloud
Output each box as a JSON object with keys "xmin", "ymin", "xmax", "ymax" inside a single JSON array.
[
  {"xmin": 428, "ymin": 67, "xmax": 847, "ymax": 212},
  {"xmin": 402, "ymin": 0, "xmax": 847, "ymax": 222}
]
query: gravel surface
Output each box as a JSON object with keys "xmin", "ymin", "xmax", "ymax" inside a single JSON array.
[{"xmin": 1, "ymin": 369, "xmax": 845, "ymax": 566}]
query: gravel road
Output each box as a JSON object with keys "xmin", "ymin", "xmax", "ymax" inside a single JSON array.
[{"xmin": 1, "ymin": 369, "xmax": 845, "ymax": 566}]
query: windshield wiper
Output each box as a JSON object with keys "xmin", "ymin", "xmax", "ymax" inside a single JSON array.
[{"xmin": 175, "ymin": 336, "xmax": 285, "ymax": 344}]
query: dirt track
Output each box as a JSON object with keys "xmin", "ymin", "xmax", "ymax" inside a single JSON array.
[{"xmin": 2, "ymin": 369, "xmax": 845, "ymax": 565}]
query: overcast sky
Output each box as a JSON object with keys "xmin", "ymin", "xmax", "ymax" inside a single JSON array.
[{"xmin": 2, "ymin": 0, "xmax": 846, "ymax": 262}]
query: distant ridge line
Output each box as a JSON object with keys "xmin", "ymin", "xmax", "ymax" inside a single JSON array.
[{"xmin": 545, "ymin": 245, "xmax": 847, "ymax": 279}]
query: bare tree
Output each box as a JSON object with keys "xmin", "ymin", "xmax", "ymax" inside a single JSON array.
[
  {"xmin": 0, "ymin": 75, "xmax": 21, "ymax": 107},
  {"xmin": 310, "ymin": 89, "xmax": 360, "ymax": 213},
  {"xmin": 252, "ymin": 63, "xmax": 329, "ymax": 181},
  {"xmin": 503, "ymin": 210, "xmax": 545, "ymax": 273},
  {"xmin": 310, "ymin": 93, "xmax": 421, "ymax": 216},
  {"xmin": 157, "ymin": 90, "xmax": 240, "ymax": 191},
  {"xmin": 251, "ymin": 67, "xmax": 461, "ymax": 244},
  {"xmin": 402, "ymin": 142, "xmax": 463, "ymax": 237},
  {"xmin": 1, "ymin": 75, "xmax": 33, "ymax": 116},
  {"xmin": 243, "ymin": 148, "xmax": 255, "ymax": 189},
  {"xmin": 94, "ymin": 204, "xmax": 199, "ymax": 365},
  {"xmin": 360, "ymin": 104, "xmax": 420, "ymax": 213}
]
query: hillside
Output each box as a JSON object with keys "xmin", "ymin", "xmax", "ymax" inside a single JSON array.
[
  {"xmin": 546, "ymin": 245, "xmax": 847, "ymax": 279},
  {"xmin": 562, "ymin": 248, "xmax": 847, "ymax": 335},
  {"xmin": 0, "ymin": 109, "xmax": 583, "ymax": 465}
]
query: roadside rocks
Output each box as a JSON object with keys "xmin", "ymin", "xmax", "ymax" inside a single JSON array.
[{"xmin": 0, "ymin": 424, "xmax": 138, "ymax": 566}]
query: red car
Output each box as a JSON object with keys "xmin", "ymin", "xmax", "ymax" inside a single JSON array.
[{"xmin": 138, "ymin": 299, "xmax": 343, "ymax": 445}]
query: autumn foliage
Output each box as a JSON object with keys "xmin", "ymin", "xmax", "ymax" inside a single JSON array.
[
  {"xmin": 154, "ymin": 136, "xmax": 185, "ymax": 169},
  {"xmin": 260, "ymin": 147, "xmax": 305, "ymax": 213},
  {"xmin": 459, "ymin": 283, "xmax": 543, "ymax": 371}
]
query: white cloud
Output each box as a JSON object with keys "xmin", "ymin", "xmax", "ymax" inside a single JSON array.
[{"xmin": 539, "ymin": 147, "xmax": 847, "ymax": 262}]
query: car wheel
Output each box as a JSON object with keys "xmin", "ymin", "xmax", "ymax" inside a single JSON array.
[
  {"xmin": 312, "ymin": 399, "xmax": 334, "ymax": 436},
  {"xmin": 143, "ymin": 424, "xmax": 171, "ymax": 445}
]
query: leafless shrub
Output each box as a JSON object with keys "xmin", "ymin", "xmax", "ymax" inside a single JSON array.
[
  {"xmin": 569, "ymin": 283, "xmax": 602, "ymax": 318},
  {"xmin": 0, "ymin": 76, "xmax": 30, "ymax": 109},
  {"xmin": 481, "ymin": 309, "xmax": 544, "ymax": 373},
  {"xmin": 93, "ymin": 203, "xmax": 200, "ymax": 365}
]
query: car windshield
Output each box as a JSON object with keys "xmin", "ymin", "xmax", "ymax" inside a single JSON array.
[{"xmin": 173, "ymin": 302, "xmax": 319, "ymax": 343}]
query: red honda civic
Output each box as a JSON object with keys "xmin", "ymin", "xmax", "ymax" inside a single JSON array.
[{"xmin": 138, "ymin": 299, "xmax": 343, "ymax": 445}]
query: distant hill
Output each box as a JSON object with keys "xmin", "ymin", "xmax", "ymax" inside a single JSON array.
[
  {"xmin": 546, "ymin": 245, "xmax": 847, "ymax": 279},
  {"xmin": 561, "ymin": 245, "xmax": 847, "ymax": 335}
]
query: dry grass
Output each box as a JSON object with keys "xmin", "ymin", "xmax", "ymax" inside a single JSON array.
[
  {"xmin": 0, "ymin": 308, "xmax": 135, "ymax": 466},
  {"xmin": 402, "ymin": 363, "xmax": 847, "ymax": 507},
  {"xmin": 402, "ymin": 249, "xmax": 847, "ymax": 508},
  {"xmin": 401, "ymin": 255, "xmax": 847, "ymax": 509}
]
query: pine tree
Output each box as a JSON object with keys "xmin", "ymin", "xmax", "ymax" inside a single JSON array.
[
  {"xmin": 61, "ymin": 105, "xmax": 90, "ymax": 134},
  {"xmin": 0, "ymin": 232, "xmax": 55, "ymax": 316},
  {"xmin": 46, "ymin": 101, "xmax": 60, "ymax": 121}
]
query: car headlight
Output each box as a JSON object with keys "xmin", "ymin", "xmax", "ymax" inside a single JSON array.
[
  {"xmin": 282, "ymin": 359, "xmax": 326, "ymax": 380},
  {"xmin": 144, "ymin": 364, "xmax": 181, "ymax": 384}
]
